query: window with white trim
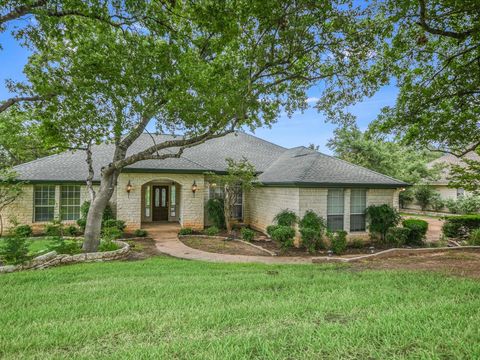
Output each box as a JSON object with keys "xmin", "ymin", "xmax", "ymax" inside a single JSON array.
[
  {"xmin": 350, "ymin": 188, "xmax": 367, "ymax": 232},
  {"xmin": 208, "ymin": 184, "xmax": 243, "ymax": 219},
  {"xmin": 34, "ymin": 185, "xmax": 56, "ymax": 222},
  {"xmin": 60, "ymin": 185, "xmax": 81, "ymax": 221},
  {"xmin": 327, "ymin": 188, "xmax": 344, "ymax": 231}
]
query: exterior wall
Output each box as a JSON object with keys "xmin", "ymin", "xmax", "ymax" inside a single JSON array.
[
  {"xmin": 366, "ymin": 188, "xmax": 397, "ymax": 209},
  {"xmin": 0, "ymin": 184, "xmax": 97, "ymax": 234},
  {"xmin": 403, "ymin": 185, "xmax": 472, "ymax": 212},
  {"xmin": 116, "ymin": 173, "xmax": 204, "ymax": 231},
  {"xmin": 245, "ymin": 187, "xmax": 300, "ymax": 233}
]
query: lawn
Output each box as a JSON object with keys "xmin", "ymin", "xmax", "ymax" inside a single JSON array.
[
  {"xmin": 0, "ymin": 237, "xmax": 51, "ymax": 256},
  {"xmin": 1, "ymin": 257, "xmax": 480, "ymax": 359}
]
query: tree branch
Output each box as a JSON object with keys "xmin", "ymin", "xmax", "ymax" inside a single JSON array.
[
  {"xmin": 0, "ymin": 94, "xmax": 53, "ymax": 113},
  {"xmin": 0, "ymin": 0, "xmax": 47, "ymax": 24},
  {"xmin": 85, "ymin": 141, "xmax": 96, "ymax": 201}
]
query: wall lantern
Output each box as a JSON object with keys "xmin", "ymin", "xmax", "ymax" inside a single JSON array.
[
  {"xmin": 126, "ymin": 180, "xmax": 133, "ymax": 197},
  {"xmin": 210, "ymin": 182, "xmax": 217, "ymax": 188},
  {"xmin": 191, "ymin": 180, "xmax": 198, "ymax": 197}
]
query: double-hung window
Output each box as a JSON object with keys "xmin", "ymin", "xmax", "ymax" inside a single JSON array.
[
  {"xmin": 327, "ymin": 188, "xmax": 344, "ymax": 231},
  {"xmin": 34, "ymin": 185, "xmax": 56, "ymax": 222},
  {"xmin": 208, "ymin": 183, "xmax": 243, "ymax": 219},
  {"xmin": 60, "ymin": 185, "xmax": 81, "ymax": 221},
  {"xmin": 350, "ymin": 189, "xmax": 367, "ymax": 232}
]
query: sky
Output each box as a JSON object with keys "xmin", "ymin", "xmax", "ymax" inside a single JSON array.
[{"xmin": 0, "ymin": 24, "xmax": 398, "ymax": 155}]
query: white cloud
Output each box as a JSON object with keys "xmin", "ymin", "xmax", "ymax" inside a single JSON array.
[{"xmin": 305, "ymin": 97, "xmax": 320, "ymax": 104}]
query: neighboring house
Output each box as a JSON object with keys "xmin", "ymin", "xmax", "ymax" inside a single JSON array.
[{"xmin": 1, "ymin": 132, "xmax": 407, "ymax": 237}]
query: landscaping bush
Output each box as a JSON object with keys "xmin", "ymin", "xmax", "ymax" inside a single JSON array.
[
  {"xmin": 206, "ymin": 198, "xmax": 225, "ymax": 229},
  {"xmin": 442, "ymin": 215, "xmax": 480, "ymax": 239},
  {"xmin": 204, "ymin": 226, "xmax": 220, "ymax": 236},
  {"xmin": 134, "ymin": 229, "xmax": 148, "ymax": 237},
  {"xmin": 274, "ymin": 209, "xmax": 298, "ymax": 227},
  {"xmin": 402, "ymin": 219, "xmax": 428, "ymax": 246},
  {"xmin": 468, "ymin": 229, "xmax": 480, "ymax": 246},
  {"xmin": 76, "ymin": 218, "xmax": 87, "ymax": 230},
  {"xmin": 0, "ymin": 236, "xmax": 30, "ymax": 264},
  {"xmin": 365, "ymin": 204, "xmax": 401, "ymax": 242},
  {"xmin": 12, "ymin": 224, "xmax": 32, "ymax": 238},
  {"xmin": 178, "ymin": 227, "xmax": 193, "ymax": 236},
  {"xmin": 241, "ymin": 228, "xmax": 255, "ymax": 242},
  {"xmin": 266, "ymin": 225, "xmax": 279, "ymax": 237},
  {"xmin": 77, "ymin": 201, "xmax": 114, "ymax": 230},
  {"xmin": 430, "ymin": 193, "xmax": 445, "ymax": 212},
  {"xmin": 271, "ymin": 225, "xmax": 295, "ymax": 249},
  {"xmin": 102, "ymin": 226, "xmax": 123, "ymax": 241},
  {"xmin": 414, "ymin": 185, "xmax": 437, "ymax": 211},
  {"xmin": 327, "ymin": 231, "xmax": 347, "ymax": 255},
  {"xmin": 103, "ymin": 219, "xmax": 126, "ymax": 232},
  {"xmin": 299, "ymin": 210, "xmax": 326, "ymax": 253},
  {"xmin": 44, "ymin": 221, "xmax": 63, "ymax": 237},
  {"xmin": 385, "ymin": 227, "xmax": 410, "ymax": 247},
  {"xmin": 349, "ymin": 238, "xmax": 365, "ymax": 249},
  {"xmin": 399, "ymin": 188, "xmax": 414, "ymax": 209},
  {"xmin": 65, "ymin": 225, "xmax": 79, "ymax": 236},
  {"xmin": 98, "ymin": 240, "xmax": 120, "ymax": 252},
  {"xmin": 47, "ymin": 237, "xmax": 82, "ymax": 255},
  {"xmin": 445, "ymin": 196, "xmax": 480, "ymax": 214}
]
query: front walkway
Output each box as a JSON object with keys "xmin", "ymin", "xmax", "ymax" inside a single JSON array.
[{"xmin": 143, "ymin": 223, "xmax": 311, "ymax": 264}]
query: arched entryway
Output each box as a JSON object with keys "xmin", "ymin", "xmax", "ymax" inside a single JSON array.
[{"xmin": 141, "ymin": 179, "xmax": 181, "ymax": 224}]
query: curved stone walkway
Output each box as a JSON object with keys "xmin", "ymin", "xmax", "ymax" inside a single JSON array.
[{"xmin": 144, "ymin": 223, "xmax": 311, "ymax": 264}]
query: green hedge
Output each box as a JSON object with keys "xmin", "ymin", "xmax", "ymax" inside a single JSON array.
[
  {"xmin": 385, "ymin": 227, "xmax": 410, "ymax": 247},
  {"xmin": 442, "ymin": 215, "xmax": 480, "ymax": 238},
  {"xmin": 271, "ymin": 226, "xmax": 295, "ymax": 249},
  {"xmin": 402, "ymin": 219, "xmax": 428, "ymax": 246}
]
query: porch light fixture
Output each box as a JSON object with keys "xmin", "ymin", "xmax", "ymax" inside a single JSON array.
[
  {"xmin": 126, "ymin": 180, "xmax": 133, "ymax": 198},
  {"xmin": 191, "ymin": 180, "xmax": 198, "ymax": 197}
]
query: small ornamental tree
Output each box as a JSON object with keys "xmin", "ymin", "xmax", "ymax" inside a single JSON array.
[
  {"xmin": 206, "ymin": 158, "xmax": 256, "ymax": 233},
  {"xmin": 365, "ymin": 204, "xmax": 401, "ymax": 242},
  {"xmin": 0, "ymin": 169, "xmax": 23, "ymax": 237},
  {"xmin": 414, "ymin": 185, "xmax": 437, "ymax": 211}
]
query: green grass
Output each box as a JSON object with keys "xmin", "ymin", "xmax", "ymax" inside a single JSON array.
[
  {"xmin": 0, "ymin": 237, "xmax": 52, "ymax": 256},
  {"xmin": 1, "ymin": 257, "xmax": 480, "ymax": 359}
]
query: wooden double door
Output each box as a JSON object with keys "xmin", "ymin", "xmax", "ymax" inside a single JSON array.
[{"xmin": 152, "ymin": 185, "xmax": 169, "ymax": 221}]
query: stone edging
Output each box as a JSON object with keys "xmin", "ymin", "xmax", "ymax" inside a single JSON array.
[
  {"xmin": 0, "ymin": 240, "xmax": 130, "ymax": 274},
  {"xmin": 312, "ymin": 246, "xmax": 480, "ymax": 263},
  {"xmin": 178, "ymin": 234, "xmax": 275, "ymax": 256}
]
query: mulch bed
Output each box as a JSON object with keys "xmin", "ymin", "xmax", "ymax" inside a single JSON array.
[
  {"xmin": 124, "ymin": 237, "xmax": 161, "ymax": 260},
  {"xmin": 180, "ymin": 236, "xmax": 270, "ymax": 256}
]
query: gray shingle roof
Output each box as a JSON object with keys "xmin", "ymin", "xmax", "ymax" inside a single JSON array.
[
  {"xmin": 12, "ymin": 132, "xmax": 406, "ymax": 187},
  {"xmin": 427, "ymin": 151, "xmax": 480, "ymax": 185}
]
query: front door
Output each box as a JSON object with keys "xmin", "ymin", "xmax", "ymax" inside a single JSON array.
[{"xmin": 152, "ymin": 186, "xmax": 169, "ymax": 221}]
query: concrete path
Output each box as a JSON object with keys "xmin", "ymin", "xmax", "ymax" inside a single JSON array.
[{"xmin": 144, "ymin": 223, "xmax": 311, "ymax": 264}]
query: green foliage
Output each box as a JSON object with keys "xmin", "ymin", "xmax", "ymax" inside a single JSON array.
[
  {"xmin": 44, "ymin": 220, "xmax": 63, "ymax": 237},
  {"xmin": 206, "ymin": 198, "xmax": 225, "ymax": 229},
  {"xmin": 266, "ymin": 225, "xmax": 279, "ymax": 237},
  {"xmin": 385, "ymin": 227, "xmax": 410, "ymax": 247},
  {"xmin": 468, "ymin": 229, "xmax": 480, "ymax": 246},
  {"xmin": 98, "ymin": 240, "xmax": 120, "ymax": 252},
  {"xmin": 240, "ymin": 228, "xmax": 255, "ymax": 242},
  {"xmin": 47, "ymin": 237, "xmax": 82, "ymax": 255},
  {"xmin": 102, "ymin": 219, "xmax": 126, "ymax": 232},
  {"xmin": 0, "ymin": 168, "xmax": 24, "ymax": 236},
  {"xmin": 179, "ymin": 228, "xmax": 193, "ymax": 236},
  {"xmin": 442, "ymin": 215, "xmax": 480, "ymax": 239},
  {"xmin": 414, "ymin": 186, "xmax": 437, "ymax": 211},
  {"xmin": 365, "ymin": 204, "xmax": 401, "ymax": 242},
  {"xmin": 65, "ymin": 225, "xmax": 79, "ymax": 236},
  {"xmin": 349, "ymin": 238, "xmax": 366, "ymax": 249},
  {"xmin": 430, "ymin": 193, "xmax": 445, "ymax": 212},
  {"xmin": 0, "ymin": 236, "xmax": 30, "ymax": 265},
  {"xmin": 328, "ymin": 125, "xmax": 440, "ymax": 184},
  {"xmin": 399, "ymin": 188, "xmax": 415, "ymax": 209},
  {"xmin": 402, "ymin": 219, "xmax": 428, "ymax": 246},
  {"xmin": 11, "ymin": 224, "xmax": 32, "ymax": 238},
  {"xmin": 203, "ymin": 226, "xmax": 220, "ymax": 237},
  {"xmin": 77, "ymin": 201, "xmax": 114, "ymax": 230},
  {"xmin": 274, "ymin": 210, "xmax": 298, "ymax": 227},
  {"xmin": 270, "ymin": 226, "xmax": 296, "ymax": 249},
  {"xmin": 76, "ymin": 218, "xmax": 87, "ymax": 231},
  {"xmin": 102, "ymin": 227, "xmax": 123, "ymax": 241},
  {"xmin": 299, "ymin": 210, "xmax": 326, "ymax": 253},
  {"xmin": 134, "ymin": 229, "xmax": 148, "ymax": 237},
  {"xmin": 444, "ymin": 196, "xmax": 480, "ymax": 215},
  {"xmin": 327, "ymin": 231, "xmax": 347, "ymax": 255}
]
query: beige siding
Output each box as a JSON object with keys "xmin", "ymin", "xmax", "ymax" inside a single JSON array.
[{"xmin": 366, "ymin": 188, "xmax": 397, "ymax": 209}]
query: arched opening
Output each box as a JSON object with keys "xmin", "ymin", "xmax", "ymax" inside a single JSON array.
[{"xmin": 141, "ymin": 179, "xmax": 181, "ymax": 224}]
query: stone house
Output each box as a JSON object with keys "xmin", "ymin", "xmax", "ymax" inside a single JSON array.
[{"xmin": 1, "ymin": 132, "xmax": 406, "ymax": 236}]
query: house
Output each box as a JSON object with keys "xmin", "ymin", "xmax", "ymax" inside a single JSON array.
[{"xmin": 1, "ymin": 132, "xmax": 407, "ymax": 236}]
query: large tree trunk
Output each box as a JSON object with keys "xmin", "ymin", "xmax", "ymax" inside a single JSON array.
[{"xmin": 82, "ymin": 171, "xmax": 118, "ymax": 252}]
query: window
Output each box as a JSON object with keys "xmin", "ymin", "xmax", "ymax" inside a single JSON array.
[
  {"xmin": 34, "ymin": 185, "xmax": 56, "ymax": 222},
  {"xmin": 170, "ymin": 186, "xmax": 176, "ymax": 217},
  {"xmin": 145, "ymin": 186, "xmax": 151, "ymax": 217},
  {"xmin": 60, "ymin": 185, "xmax": 81, "ymax": 221},
  {"xmin": 327, "ymin": 188, "xmax": 344, "ymax": 231},
  {"xmin": 350, "ymin": 189, "xmax": 367, "ymax": 232},
  {"xmin": 208, "ymin": 183, "xmax": 243, "ymax": 219},
  {"xmin": 457, "ymin": 188, "xmax": 465, "ymax": 199}
]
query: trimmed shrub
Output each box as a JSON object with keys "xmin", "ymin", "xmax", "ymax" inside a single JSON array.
[
  {"xmin": 134, "ymin": 229, "xmax": 148, "ymax": 237},
  {"xmin": 76, "ymin": 218, "xmax": 87, "ymax": 230},
  {"xmin": 206, "ymin": 198, "xmax": 225, "ymax": 229},
  {"xmin": 468, "ymin": 229, "xmax": 480, "ymax": 246},
  {"xmin": 365, "ymin": 204, "xmax": 401, "ymax": 242},
  {"xmin": 241, "ymin": 228, "xmax": 255, "ymax": 242},
  {"xmin": 179, "ymin": 227, "xmax": 193, "ymax": 236},
  {"xmin": 349, "ymin": 238, "xmax": 365, "ymax": 249},
  {"xmin": 47, "ymin": 237, "xmax": 82, "ymax": 255},
  {"xmin": 271, "ymin": 225, "xmax": 295, "ymax": 249},
  {"xmin": 103, "ymin": 219, "xmax": 126, "ymax": 232},
  {"xmin": 274, "ymin": 209, "xmax": 298, "ymax": 227},
  {"xmin": 442, "ymin": 215, "xmax": 480, "ymax": 238},
  {"xmin": 12, "ymin": 224, "xmax": 32, "ymax": 238},
  {"xmin": 98, "ymin": 240, "xmax": 120, "ymax": 252},
  {"xmin": 44, "ymin": 221, "xmax": 63, "ymax": 237},
  {"xmin": 77, "ymin": 201, "xmax": 114, "ymax": 230},
  {"xmin": 65, "ymin": 225, "xmax": 79, "ymax": 236},
  {"xmin": 266, "ymin": 225, "xmax": 279, "ymax": 237},
  {"xmin": 102, "ymin": 226, "xmax": 123, "ymax": 241},
  {"xmin": 299, "ymin": 210, "xmax": 326, "ymax": 253},
  {"xmin": 402, "ymin": 219, "xmax": 428, "ymax": 246},
  {"xmin": 204, "ymin": 226, "xmax": 220, "ymax": 236},
  {"xmin": 385, "ymin": 227, "xmax": 410, "ymax": 247},
  {"xmin": 0, "ymin": 236, "xmax": 30, "ymax": 264},
  {"xmin": 327, "ymin": 231, "xmax": 347, "ymax": 255}
]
